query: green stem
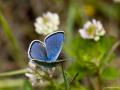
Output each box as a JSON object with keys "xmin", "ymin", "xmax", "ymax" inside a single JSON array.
[
  {"xmin": 70, "ymin": 72, "xmax": 79, "ymax": 85},
  {"xmin": 0, "ymin": 69, "xmax": 27, "ymax": 77},
  {"xmin": 66, "ymin": 0, "xmax": 76, "ymax": 45},
  {"xmin": 0, "ymin": 12, "xmax": 25, "ymax": 67},
  {"xmin": 61, "ymin": 65, "xmax": 69, "ymax": 90},
  {"xmin": 86, "ymin": 75, "xmax": 94, "ymax": 90},
  {"xmin": 101, "ymin": 41, "xmax": 120, "ymax": 71},
  {"xmin": 97, "ymin": 72, "xmax": 102, "ymax": 90},
  {"xmin": 104, "ymin": 41, "xmax": 120, "ymax": 63}
]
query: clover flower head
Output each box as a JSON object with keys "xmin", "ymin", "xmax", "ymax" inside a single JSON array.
[
  {"xmin": 25, "ymin": 61, "xmax": 45, "ymax": 86},
  {"xmin": 34, "ymin": 12, "xmax": 60, "ymax": 35},
  {"xmin": 25, "ymin": 61, "xmax": 56, "ymax": 86},
  {"xmin": 79, "ymin": 19, "xmax": 106, "ymax": 41}
]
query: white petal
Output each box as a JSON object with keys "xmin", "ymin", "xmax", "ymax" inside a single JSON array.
[
  {"xmin": 97, "ymin": 21, "xmax": 103, "ymax": 30},
  {"xmin": 79, "ymin": 29, "xmax": 89, "ymax": 39},
  {"xmin": 39, "ymin": 80, "xmax": 44, "ymax": 84},
  {"xmin": 94, "ymin": 36, "xmax": 100, "ymax": 41},
  {"xmin": 39, "ymin": 71, "xmax": 45, "ymax": 76},
  {"xmin": 84, "ymin": 21, "xmax": 92, "ymax": 29},
  {"xmin": 29, "ymin": 61, "xmax": 36, "ymax": 69},
  {"xmin": 92, "ymin": 19, "xmax": 97, "ymax": 24},
  {"xmin": 30, "ymin": 78, "xmax": 37, "ymax": 86},
  {"xmin": 36, "ymin": 17, "xmax": 43, "ymax": 23},
  {"xmin": 52, "ymin": 67, "xmax": 56, "ymax": 71},
  {"xmin": 25, "ymin": 73, "xmax": 34, "ymax": 78},
  {"xmin": 26, "ymin": 68, "xmax": 34, "ymax": 73},
  {"xmin": 99, "ymin": 30, "xmax": 106, "ymax": 36}
]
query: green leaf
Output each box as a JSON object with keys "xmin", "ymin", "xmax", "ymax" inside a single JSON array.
[
  {"xmin": 23, "ymin": 80, "xmax": 33, "ymax": 90},
  {"xmin": 65, "ymin": 35, "xmax": 116, "ymax": 77},
  {"xmin": 67, "ymin": 62, "xmax": 86, "ymax": 80},
  {"xmin": 65, "ymin": 35, "xmax": 116, "ymax": 65},
  {"xmin": 100, "ymin": 67, "xmax": 119, "ymax": 80}
]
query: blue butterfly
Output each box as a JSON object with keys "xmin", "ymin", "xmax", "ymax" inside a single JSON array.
[{"xmin": 28, "ymin": 31, "xmax": 65, "ymax": 67}]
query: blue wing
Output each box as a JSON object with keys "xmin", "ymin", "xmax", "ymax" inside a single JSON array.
[
  {"xmin": 44, "ymin": 31, "xmax": 64, "ymax": 62},
  {"xmin": 28, "ymin": 40, "xmax": 47, "ymax": 61}
]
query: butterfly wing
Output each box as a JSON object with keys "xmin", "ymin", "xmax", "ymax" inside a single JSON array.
[
  {"xmin": 44, "ymin": 31, "xmax": 64, "ymax": 62},
  {"xmin": 28, "ymin": 40, "xmax": 47, "ymax": 61},
  {"xmin": 32, "ymin": 59, "xmax": 65, "ymax": 68}
]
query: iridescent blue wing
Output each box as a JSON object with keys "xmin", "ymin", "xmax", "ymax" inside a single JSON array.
[
  {"xmin": 44, "ymin": 31, "xmax": 64, "ymax": 62},
  {"xmin": 28, "ymin": 40, "xmax": 47, "ymax": 61}
]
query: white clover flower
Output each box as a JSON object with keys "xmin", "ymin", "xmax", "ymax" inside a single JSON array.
[
  {"xmin": 79, "ymin": 19, "xmax": 106, "ymax": 41},
  {"xmin": 25, "ymin": 61, "xmax": 56, "ymax": 86},
  {"xmin": 25, "ymin": 61, "xmax": 45, "ymax": 86},
  {"xmin": 34, "ymin": 12, "xmax": 60, "ymax": 35}
]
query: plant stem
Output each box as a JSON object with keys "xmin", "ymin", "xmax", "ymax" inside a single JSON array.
[
  {"xmin": 86, "ymin": 75, "xmax": 94, "ymax": 90},
  {"xmin": 0, "ymin": 69, "xmax": 27, "ymax": 77},
  {"xmin": 96, "ymin": 66, "xmax": 103, "ymax": 90},
  {"xmin": 66, "ymin": 0, "xmax": 76, "ymax": 45},
  {"xmin": 0, "ymin": 12, "xmax": 25, "ymax": 67},
  {"xmin": 97, "ymin": 72, "xmax": 102, "ymax": 90},
  {"xmin": 70, "ymin": 72, "xmax": 79, "ymax": 85},
  {"xmin": 61, "ymin": 65, "xmax": 69, "ymax": 90},
  {"xmin": 103, "ymin": 41, "xmax": 120, "ymax": 67}
]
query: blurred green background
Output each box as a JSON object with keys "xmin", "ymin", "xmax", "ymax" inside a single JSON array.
[{"xmin": 0, "ymin": 0, "xmax": 120, "ymax": 90}]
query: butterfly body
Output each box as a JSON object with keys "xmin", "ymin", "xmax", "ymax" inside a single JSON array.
[
  {"xmin": 31, "ymin": 59, "xmax": 65, "ymax": 68},
  {"xmin": 28, "ymin": 31, "xmax": 64, "ymax": 67}
]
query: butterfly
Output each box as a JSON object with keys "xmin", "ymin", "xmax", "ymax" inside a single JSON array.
[{"xmin": 28, "ymin": 31, "xmax": 65, "ymax": 68}]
